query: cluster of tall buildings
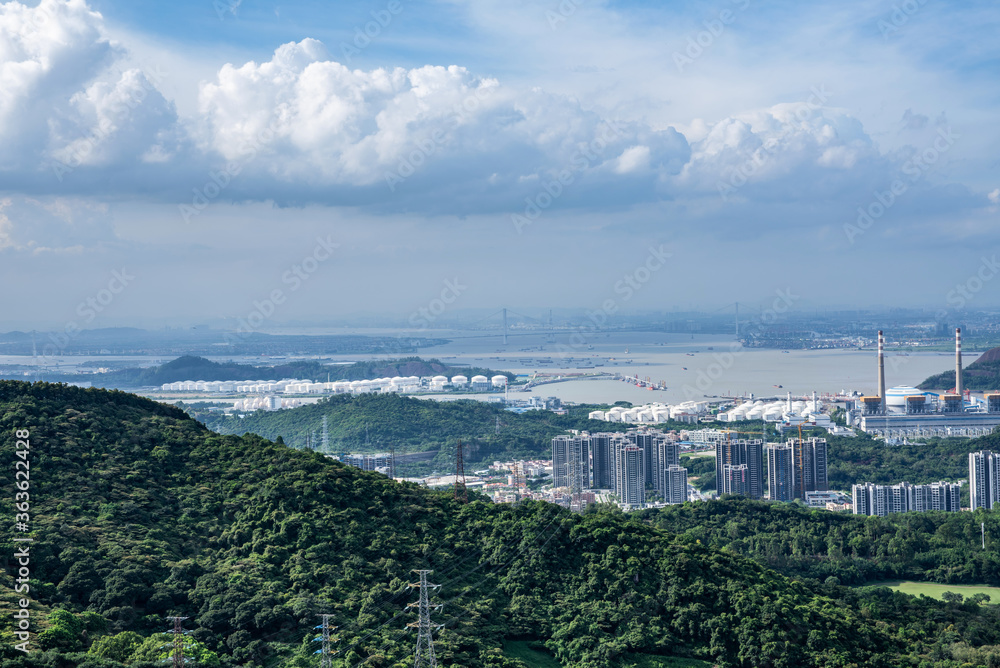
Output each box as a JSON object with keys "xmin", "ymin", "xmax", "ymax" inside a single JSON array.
[
  {"xmin": 836, "ymin": 449, "xmax": 1000, "ymax": 516},
  {"xmin": 715, "ymin": 437, "xmax": 829, "ymax": 502},
  {"xmin": 552, "ymin": 430, "xmax": 687, "ymax": 508},
  {"xmin": 852, "ymin": 481, "xmax": 962, "ymax": 516}
]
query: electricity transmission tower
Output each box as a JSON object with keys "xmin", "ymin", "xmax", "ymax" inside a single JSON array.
[
  {"xmin": 313, "ymin": 614, "xmax": 337, "ymax": 668},
  {"xmin": 454, "ymin": 439, "xmax": 467, "ymax": 503},
  {"xmin": 165, "ymin": 616, "xmax": 188, "ymax": 668},
  {"xmin": 321, "ymin": 416, "xmax": 330, "ymax": 453},
  {"xmin": 407, "ymin": 570, "xmax": 443, "ymax": 668}
]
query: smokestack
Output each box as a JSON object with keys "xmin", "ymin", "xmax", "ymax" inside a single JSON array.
[
  {"xmin": 956, "ymin": 327, "xmax": 964, "ymax": 398},
  {"xmin": 878, "ymin": 330, "xmax": 886, "ymax": 414}
]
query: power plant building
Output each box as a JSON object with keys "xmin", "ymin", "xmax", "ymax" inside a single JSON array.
[{"xmin": 856, "ymin": 328, "xmax": 1000, "ymax": 438}]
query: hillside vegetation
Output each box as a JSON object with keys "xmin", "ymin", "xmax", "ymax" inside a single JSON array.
[
  {"xmin": 5, "ymin": 382, "xmax": 1000, "ymax": 666},
  {"xmin": 195, "ymin": 394, "xmax": 669, "ymax": 468},
  {"xmin": 920, "ymin": 346, "xmax": 1000, "ymax": 391},
  {"xmin": 647, "ymin": 496, "xmax": 1000, "ymax": 587}
]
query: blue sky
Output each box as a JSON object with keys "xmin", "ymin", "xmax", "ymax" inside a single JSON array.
[{"xmin": 1, "ymin": 0, "xmax": 999, "ymax": 330}]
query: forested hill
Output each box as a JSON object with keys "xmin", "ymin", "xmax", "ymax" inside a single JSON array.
[
  {"xmin": 920, "ymin": 345, "xmax": 1000, "ymax": 390},
  {"xmin": 5, "ymin": 381, "xmax": 998, "ymax": 667},
  {"xmin": 195, "ymin": 394, "xmax": 648, "ymax": 465}
]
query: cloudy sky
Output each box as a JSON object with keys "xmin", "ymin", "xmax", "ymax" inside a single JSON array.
[{"xmin": 1, "ymin": 0, "xmax": 998, "ymax": 330}]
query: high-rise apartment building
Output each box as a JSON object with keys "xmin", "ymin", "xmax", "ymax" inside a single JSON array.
[
  {"xmin": 716, "ymin": 438, "xmax": 764, "ymax": 499},
  {"xmin": 616, "ymin": 443, "xmax": 645, "ymax": 506},
  {"xmin": 552, "ymin": 435, "xmax": 591, "ymax": 494},
  {"xmin": 652, "ymin": 437, "xmax": 681, "ymax": 500},
  {"xmin": 722, "ymin": 464, "xmax": 750, "ymax": 497},
  {"xmin": 852, "ymin": 481, "xmax": 962, "ymax": 516},
  {"xmin": 663, "ymin": 465, "xmax": 689, "ymax": 505},
  {"xmin": 590, "ymin": 433, "xmax": 615, "ymax": 489},
  {"xmin": 790, "ymin": 437, "xmax": 828, "ymax": 499},
  {"xmin": 765, "ymin": 443, "xmax": 795, "ymax": 502},
  {"xmin": 970, "ymin": 450, "xmax": 1000, "ymax": 510}
]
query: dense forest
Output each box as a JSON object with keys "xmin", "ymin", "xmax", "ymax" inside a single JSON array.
[
  {"xmin": 646, "ymin": 497, "xmax": 1000, "ymax": 586},
  {"xmin": 6, "ymin": 381, "xmax": 1000, "ymax": 666},
  {"xmin": 920, "ymin": 345, "xmax": 1000, "ymax": 391},
  {"xmin": 13, "ymin": 356, "xmax": 515, "ymax": 391}
]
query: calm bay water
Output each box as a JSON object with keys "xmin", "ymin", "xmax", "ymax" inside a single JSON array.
[
  {"xmin": 6, "ymin": 329, "xmax": 972, "ymax": 406},
  {"xmin": 404, "ymin": 331, "xmax": 970, "ymax": 405}
]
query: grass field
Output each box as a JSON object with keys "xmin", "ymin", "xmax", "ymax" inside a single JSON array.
[
  {"xmin": 879, "ymin": 580, "xmax": 1000, "ymax": 602},
  {"xmin": 503, "ymin": 641, "xmax": 562, "ymax": 667},
  {"xmin": 501, "ymin": 641, "xmax": 712, "ymax": 668}
]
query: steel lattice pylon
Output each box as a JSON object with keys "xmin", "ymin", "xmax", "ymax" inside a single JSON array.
[
  {"xmin": 313, "ymin": 614, "xmax": 336, "ymax": 668},
  {"xmin": 165, "ymin": 617, "xmax": 188, "ymax": 668},
  {"xmin": 406, "ymin": 570, "xmax": 443, "ymax": 668}
]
